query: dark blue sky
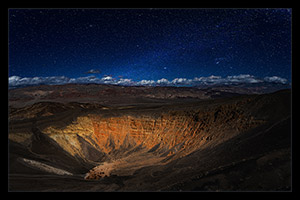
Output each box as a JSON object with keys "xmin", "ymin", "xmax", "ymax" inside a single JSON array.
[{"xmin": 9, "ymin": 8, "xmax": 292, "ymax": 83}]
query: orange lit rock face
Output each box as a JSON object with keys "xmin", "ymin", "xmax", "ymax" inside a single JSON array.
[
  {"xmin": 82, "ymin": 107, "xmax": 264, "ymax": 180},
  {"xmin": 89, "ymin": 108, "xmax": 262, "ymax": 156},
  {"xmin": 9, "ymin": 94, "xmax": 268, "ymax": 181},
  {"xmin": 40, "ymin": 103, "xmax": 263, "ymax": 165},
  {"xmin": 91, "ymin": 116, "xmax": 159, "ymax": 152}
]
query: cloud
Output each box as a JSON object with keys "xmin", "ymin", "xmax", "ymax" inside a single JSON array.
[
  {"xmin": 85, "ymin": 69, "xmax": 101, "ymax": 74},
  {"xmin": 156, "ymin": 78, "xmax": 170, "ymax": 85},
  {"xmin": 226, "ymin": 74, "xmax": 262, "ymax": 84},
  {"xmin": 101, "ymin": 76, "xmax": 113, "ymax": 81},
  {"xmin": 171, "ymin": 78, "xmax": 193, "ymax": 85},
  {"xmin": 8, "ymin": 74, "xmax": 289, "ymax": 88},
  {"xmin": 9, "ymin": 76, "xmax": 21, "ymax": 85},
  {"xmin": 193, "ymin": 75, "xmax": 223, "ymax": 84},
  {"xmin": 264, "ymin": 76, "xmax": 287, "ymax": 84},
  {"xmin": 72, "ymin": 76, "xmax": 101, "ymax": 84},
  {"xmin": 117, "ymin": 78, "xmax": 134, "ymax": 85},
  {"xmin": 9, "ymin": 76, "xmax": 71, "ymax": 87},
  {"xmin": 192, "ymin": 74, "xmax": 263, "ymax": 85},
  {"xmin": 137, "ymin": 79, "xmax": 156, "ymax": 86}
]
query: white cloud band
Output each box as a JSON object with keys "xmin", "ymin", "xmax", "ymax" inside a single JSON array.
[{"xmin": 8, "ymin": 74, "xmax": 288, "ymax": 88}]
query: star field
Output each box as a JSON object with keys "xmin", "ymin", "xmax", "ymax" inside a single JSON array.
[{"xmin": 9, "ymin": 8, "xmax": 291, "ymax": 84}]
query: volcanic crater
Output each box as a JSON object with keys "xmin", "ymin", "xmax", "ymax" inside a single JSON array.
[{"xmin": 8, "ymin": 85, "xmax": 291, "ymax": 191}]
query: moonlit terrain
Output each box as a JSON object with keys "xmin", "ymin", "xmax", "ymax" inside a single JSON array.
[{"xmin": 8, "ymin": 8, "xmax": 292, "ymax": 192}]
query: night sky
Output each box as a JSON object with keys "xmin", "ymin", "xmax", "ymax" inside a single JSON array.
[{"xmin": 8, "ymin": 8, "xmax": 292, "ymax": 87}]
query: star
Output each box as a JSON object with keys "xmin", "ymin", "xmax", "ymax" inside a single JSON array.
[{"xmin": 8, "ymin": 9, "xmax": 291, "ymax": 83}]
